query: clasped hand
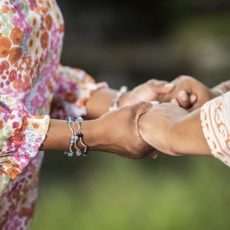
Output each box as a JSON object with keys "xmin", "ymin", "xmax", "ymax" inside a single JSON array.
[{"xmin": 97, "ymin": 75, "xmax": 221, "ymax": 159}]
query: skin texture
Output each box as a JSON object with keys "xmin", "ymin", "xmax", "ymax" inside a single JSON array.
[
  {"xmin": 42, "ymin": 76, "xmax": 230, "ymax": 159},
  {"xmin": 85, "ymin": 80, "xmax": 175, "ymax": 119},
  {"xmin": 137, "ymin": 77, "xmax": 230, "ymax": 158},
  {"xmin": 42, "ymin": 102, "xmax": 154, "ymax": 158},
  {"xmin": 138, "ymin": 103, "xmax": 211, "ymax": 157},
  {"xmin": 168, "ymin": 76, "xmax": 230, "ymax": 111},
  {"xmin": 165, "ymin": 75, "xmax": 218, "ymax": 111},
  {"xmin": 42, "ymin": 80, "xmax": 175, "ymax": 158}
]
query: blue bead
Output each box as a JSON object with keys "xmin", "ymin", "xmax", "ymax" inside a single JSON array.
[
  {"xmin": 66, "ymin": 116, "xmax": 72, "ymax": 124},
  {"xmin": 77, "ymin": 132, "xmax": 83, "ymax": 138},
  {"xmin": 81, "ymin": 148, "xmax": 88, "ymax": 156}
]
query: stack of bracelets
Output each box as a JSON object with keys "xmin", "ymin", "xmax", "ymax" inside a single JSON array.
[
  {"xmin": 64, "ymin": 116, "xmax": 89, "ymax": 157},
  {"xmin": 64, "ymin": 86, "xmax": 128, "ymax": 157}
]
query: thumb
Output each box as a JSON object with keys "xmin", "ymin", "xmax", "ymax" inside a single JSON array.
[
  {"xmin": 148, "ymin": 82, "xmax": 175, "ymax": 94},
  {"xmin": 159, "ymin": 83, "xmax": 175, "ymax": 93},
  {"xmin": 133, "ymin": 102, "xmax": 153, "ymax": 120}
]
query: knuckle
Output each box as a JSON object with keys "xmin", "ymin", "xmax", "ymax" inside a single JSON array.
[
  {"xmin": 138, "ymin": 101, "xmax": 149, "ymax": 107},
  {"xmin": 177, "ymin": 75, "xmax": 193, "ymax": 82},
  {"xmin": 147, "ymin": 79, "xmax": 167, "ymax": 87},
  {"xmin": 147, "ymin": 79, "xmax": 157, "ymax": 85},
  {"xmin": 129, "ymin": 142, "xmax": 146, "ymax": 159},
  {"xmin": 136, "ymin": 102, "xmax": 151, "ymax": 114}
]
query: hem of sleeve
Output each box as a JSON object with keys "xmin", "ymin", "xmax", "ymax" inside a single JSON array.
[
  {"xmin": 75, "ymin": 82, "xmax": 109, "ymax": 116},
  {"xmin": 53, "ymin": 65, "xmax": 109, "ymax": 118},
  {"xmin": 1, "ymin": 115, "xmax": 50, "ymax": 179},
  {"xmin": 200, "ymin": 94, "xmax": 230, "ymax": 166}
]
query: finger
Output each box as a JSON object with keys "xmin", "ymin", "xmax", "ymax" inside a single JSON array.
[
  {"xmin": 156, "ymin": 83, "xmax": 175, "ymax": 93},
  {"xmin": 151, "ymin": 101, "xmax": 160, "ymax": 105},
  {"xmin": 188, "ymin": 101, "xmax": 201, "ymax": 112},
  {"xmin": 163, "ymin": 83, "xmax": 175, "ymax": 92},
  {"xmin": 187, "ymin": 95, "xmax": 198, "ymax": 112},
  {"xmin": 170, "ymin": 98, "xmax": 179, "ymax": 106},
  {"xmin": 190, "ymin": 94, "xmax": 197, "ymax": 105},
  {"xmin": 149, "ymin": 151, "xmax": 158, "ymax": 160},
  {"xmin": 147, "ymin": 80, "xmax": 175, "ymax": 94},
  {"xmin": 176, "ymin": 90, "xmax": 191, "ymax": 109},
  {"xmin": 132, "ymin": 102, "xmax": 157, "ymax": 146},
  {"xmin": 133, "ymin": 102, "xmax": 154, "ymax": 118}
]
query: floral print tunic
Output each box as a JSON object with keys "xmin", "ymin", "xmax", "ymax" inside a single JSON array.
[{"xmin": 0, "ymin": 0, "xmax": 105, "ymax": 229}]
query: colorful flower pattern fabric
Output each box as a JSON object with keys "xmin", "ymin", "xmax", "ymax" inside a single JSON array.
[
  {"xmin": 201, "ymin": 92, "xmax": 230, "ymax": 166},
  {"xmin": 0, "ymin": 0, "xmax": 105, "ymax": 229}
]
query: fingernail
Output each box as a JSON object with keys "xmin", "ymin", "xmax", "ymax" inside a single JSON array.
[
  {"xmin": 164, "ymin": 83, "xmax": 175, "ymax": 89},
  {"xmin": 171, "ymin": 98, "xmax": 179, "ymax": 106},
  {"xmin": 190, "ymin": 94, "xmax": 197, "ymax": 104},
  {"xmin": 151, "ymin": 101, "xmax": 160, "ymax": 105},
  {"xmin": 150, "ymin": 153, "xmax": 158, "ymax": 159},
  {"xmin": 179, "ymin": 91, "xmax": 188, "ymax": 102}
]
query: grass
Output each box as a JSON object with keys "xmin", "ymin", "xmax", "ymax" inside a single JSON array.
[{"xmin": 32, "ymin": 153, "xmax": 230, "ymax": 230}]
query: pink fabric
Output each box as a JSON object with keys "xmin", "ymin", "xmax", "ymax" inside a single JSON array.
[{"xmin": 0, "ymin": 0, "xmax": 105, "ymax": 229}]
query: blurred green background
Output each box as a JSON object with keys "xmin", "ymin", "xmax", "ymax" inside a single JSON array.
[{"xmin": 32, "ymin": 0, "xmax": 230, "ymax": 229}]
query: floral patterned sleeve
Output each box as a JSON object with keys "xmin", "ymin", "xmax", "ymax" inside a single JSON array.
[
  {"xmin": 0, "ymin": 96, "xmax": 50, "ymax": 180},
  {"xmin": 200, "ymin": 91, "xmax": 230, "ymax": 166},
  {"xmin": 51, "ymin": 65, "xmax": 108, "ymax": 118},
  {"xmin": 0, "ymin": 96, "xmax": 50, "ymax": 195},
  {"xmin": 0, "ymin": 9, "xmax": 51, "ymax": 193}
]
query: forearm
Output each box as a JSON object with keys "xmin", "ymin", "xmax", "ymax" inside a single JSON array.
[
  {"xmin": 85, "ymin": 88, "xmax": 117, "ymax": 119},
  {"xmin": 171, "ymin": 109, "xmax": 211, "ymax": 156},
  {"xmin": 40, "ymin": 102, "xmax": 150, "ymax": 159},
  {"xmin": 212, "ymin": 80, "xmax": 230, "ymax": 95},
  {"xmin": 138, "ymin": 104, "xmax": 211, "ymax": 156},
  {"xmin": 41, "ymin": 119, "xmax": 101, "ymax": 151}
]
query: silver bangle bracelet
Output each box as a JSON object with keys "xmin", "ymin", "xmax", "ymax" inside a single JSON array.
[
  {"xmin": 64, "ymin": 116, "xmax": 77, "ymax": 157},
  {"xmin": 64, "ymin": 116, "xmax": 89, "ymax": 157},
  {"xmin": 74, "ymin": 117, "xmax": 89, "ymax": 157},
  {"xmin": 109, "ymin": 86, "xmax": 128, "ymax": 111}
]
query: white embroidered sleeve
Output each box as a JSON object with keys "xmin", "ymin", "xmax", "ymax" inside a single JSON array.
[{"xmin": 201, "ymin": 91, "xmax": 230, "ymax": 166}]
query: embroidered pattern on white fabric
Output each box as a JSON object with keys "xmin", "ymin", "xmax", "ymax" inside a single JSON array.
[{"xmin": 201, "ymin": 92, "xmax": 230, "ymax": 166}]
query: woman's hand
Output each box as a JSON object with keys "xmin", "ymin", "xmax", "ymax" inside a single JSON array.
[
  {"xmin": 166, "ymin": 76, "xmax": 219, "ymax": 111},
  {"xmin": 138, "ymin": 103, "xmax": 188, "ymax": 156},
  {"xmin": 138, "ymin": 103, "xmax": 211, "ymax": 157},
  {"xmin": 119, "ymin": 80, "xmax": 175, "ymax": 107},
  {"xmin": 85, "ymin": 80, "xmax": 174, "ymax": 119},
  {"xmin": 43, "ymin": 102, "xmax": 155, "ymax": 159},
  {"xmin": 94, "ymin": 102, "xmax": 155, "ymax": 159}
]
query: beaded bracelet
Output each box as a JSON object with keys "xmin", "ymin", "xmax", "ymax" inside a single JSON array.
[
  {"xmin": 74, "ymin": 117, "xmax": 89, "ymax": 157},
  {"xmin": 64, "ymin": 116, "xmax": 74, "ymax": 157},
  {"xmin": 64, "ymin": 116, "xmax": 89, "ymax": 157},
  {"xmin": 109, "ymin": 86, "xmax": 128, "ymax": 111}
]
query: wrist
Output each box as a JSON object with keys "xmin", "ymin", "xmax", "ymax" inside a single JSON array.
[
  {"xmin": 81, "ymin": 117, "xmax": 117, "ymax": 152},
  {"xmin": 85, "ymin": 88, "xmax": 117, "ymax": 119},
  {"xmin": 118, "ymin": 91, "xmax": 129, "ymax": 107},
  {"xmin": 80, "ymin": 119, "xmax": 103, "ymax": 151},
  {"xmin": 170, "ymin": 109, "xmax": 209, "ymax": 156},
  {"xmin": 109, "ymin": 86, "xmax": 128, "ymax": 111},
  {"xmin": 210, "ymin": 88, "xmax": 222, "ymax": 99},
  {"xmin": 211, "ymin": 81, "xmax": 230, "ymax": 98},
  {"xmin": 169, "ymin": 120, "xmax": 185, "ymax": 156}
]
